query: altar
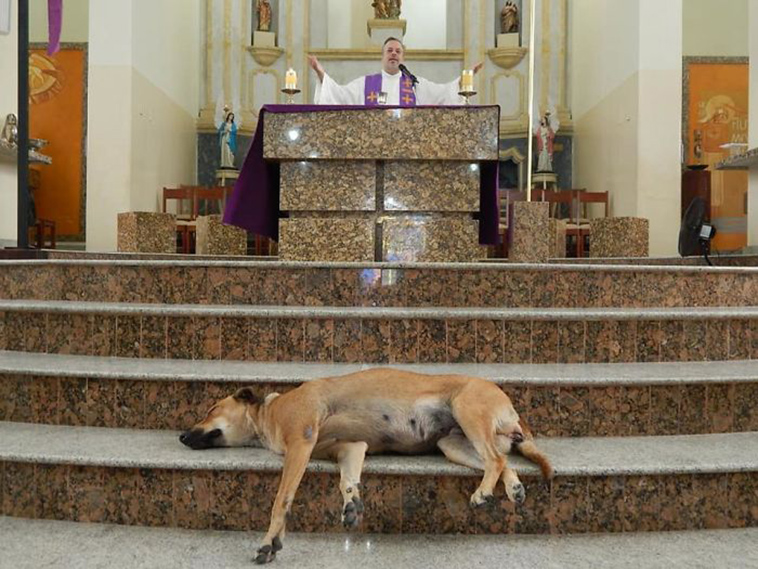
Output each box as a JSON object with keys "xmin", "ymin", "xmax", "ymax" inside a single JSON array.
[{"xmin": 223, "ymin": 105, "xmax": 500, "ymax": 262}]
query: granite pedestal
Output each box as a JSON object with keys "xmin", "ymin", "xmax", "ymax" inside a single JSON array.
[
  {"xmin": 195, "ymin": 215, "xmax": 247, "ymax": 256},
  {"xmin": 590, "ymin": 217, "xmax": 649, "ymax": 258},
  {"xmin": 549, "ymin": 218, "xmax": 567, "ymax": 259},
  {"xmin": 509, "ymin": 201, "xmax": 550, "ymax": 263},
  {"xmin": 117, "ymin": 212, "xmax": 175, "ymax": 254}
]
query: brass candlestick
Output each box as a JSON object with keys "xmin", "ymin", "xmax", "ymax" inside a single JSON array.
[
  {"xmin": 281, "ymin": 88, "xmax": 301, "ymax": 104},
  {"xmin": 458, "ymin": 90, "xmax": 477, "ymax": 105}
]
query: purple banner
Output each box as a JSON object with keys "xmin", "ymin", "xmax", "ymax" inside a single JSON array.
[{"xmin": 47, "ymin": 0, "xmax": 62, "ymax": 55}]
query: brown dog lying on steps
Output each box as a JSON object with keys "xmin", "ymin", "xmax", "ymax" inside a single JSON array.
[{"xmin": 179, "ymin": 368, "xmax": 553, "ymax": 565}]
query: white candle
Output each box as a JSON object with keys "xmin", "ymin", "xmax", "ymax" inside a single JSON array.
[
  {"xmin": 461, "ymin": 69, "xmax": 473, "ymax": 91},
  {"xmin": 285, "ymin": 68, "xmax": 297, "ymax": 90}
]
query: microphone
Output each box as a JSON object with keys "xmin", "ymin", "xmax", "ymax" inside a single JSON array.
[{"xmin": 398, "ymin": 64, "xmax": 418, "ymax": 87}]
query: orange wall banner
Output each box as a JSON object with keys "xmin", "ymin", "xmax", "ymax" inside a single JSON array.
[
  {"xmin": 30, "ymin": 47, "xmax": 86, "ymax": 238},
  {"xmin": 687, "ymin": 61, "xmax": 748, "ymax": 252}
]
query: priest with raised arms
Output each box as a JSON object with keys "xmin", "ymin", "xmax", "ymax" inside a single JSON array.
[{"xmin": 309, "ymin": 37, "xmax": 483, "ymax": 106}]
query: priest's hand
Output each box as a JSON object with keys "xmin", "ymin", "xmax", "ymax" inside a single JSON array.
[
  {"xmin": 472, "ymin": 61, "xmax": 484, "ymax": 74},
  {"xmin": 308, "ymin": 55, "xmax": 325, "ymax": 82}
]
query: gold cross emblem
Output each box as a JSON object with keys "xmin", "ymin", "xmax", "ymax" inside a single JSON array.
[{"xmin": 367, "ymin": 91, "xmax": 378, "ymax": 102}]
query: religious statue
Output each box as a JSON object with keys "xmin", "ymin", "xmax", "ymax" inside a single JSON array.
[
  {"xmin": 373, "ymin": 0, "xmax": 401, "ymax": 19},
  {"xmin": 535, "ymin": 111, "xmax": 558, "ymax": 172},
  {"xmin": 388, "ymin": 0, "xmax": 402, "ymax": 19},
  {"xmin": 372, "ymin": 0, "xmax": 390, "ymax": 19},
  {"xmin": 216, "ymin": 103, "xmax": 240, "ymax": 170},
  {"xmin": 1, "ymin": 113, "xmax": 18, "ymax": 149},
  {"xmin": 501, "ymin": 1, "xmax": 519, "ymax": 34},
  {"xmin": 256, "ymin": 0, "xmax": 272, "ymax": 32}
]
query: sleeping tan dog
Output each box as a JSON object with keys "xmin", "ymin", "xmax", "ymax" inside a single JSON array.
[{"xmin": 180, "ymin": 368, "xmax": 552, "ymax": 564}]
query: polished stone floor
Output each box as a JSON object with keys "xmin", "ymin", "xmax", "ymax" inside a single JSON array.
[{"xmin": 1, "ymin": 517, "xmax": 756, "ymax": 569}]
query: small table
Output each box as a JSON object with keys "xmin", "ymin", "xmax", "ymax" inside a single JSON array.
[
  {"xmin": 532, "ymin": 171, "xmax": 558, "ymax": 190},
  {"xmin": 215, "ymin": 168, "xmax": 239, "ymax": 187}
]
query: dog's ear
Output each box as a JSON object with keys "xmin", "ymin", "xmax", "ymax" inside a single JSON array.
[{"xmin": 233, "ymin": 387, "xmax": 261, "ymax": 405}]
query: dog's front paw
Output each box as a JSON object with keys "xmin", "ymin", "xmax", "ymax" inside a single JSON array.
[
  {"xmin": 506, "ymin": 482, "xmax": 526, "ymax": 504},
  {"xmin": 254, "ymin": 544, "xmax": 276, "ymax": 564},
  {"xmin": 469, "ymin": 491, "xmax": 496, "ymax": 509},
  {"xmin": 342, "ymin": 496, "xmax": 365, "ymax": 529}
]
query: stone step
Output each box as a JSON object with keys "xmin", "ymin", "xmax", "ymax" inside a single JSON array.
[
  {"xmin": 2, "ymin": 352, "xmax": 757, "ymax": 437},
  {"xmin": 0, "ymin": 300, "xmax": 756, "ymax": 365},
  {"xmin": 2, "ymin": 517, "xmax": 757, "ymax": 569},
  {"xmin": 1, "ymin": 422, "xmax": 756, "ymax": 534},
  {"xmin": 2, "ymin": 259, "xmax": 757, "ymax": 308}
]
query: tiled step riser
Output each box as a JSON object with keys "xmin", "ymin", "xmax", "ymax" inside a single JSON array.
[
  {"xmin": 2, "ymin": 265, "xmax": 757, "ymax": 308},
  {"xmin": 2, "ymin": 462, "xmax": 755, "ymax": 534},
  {"xmin": 3, "ymin": 376, "xmax": 757, "ymax": 437},
  {"xmin": 1, "ymin": 311, "xmax": 755, "ymax": 364}
]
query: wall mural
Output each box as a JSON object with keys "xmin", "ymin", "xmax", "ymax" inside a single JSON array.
[
  {"xmin": 685, "ymin": 60, "xmax": 748, "ymax": 251},
  {"xmin": 29, "ymin": 47, "xmax": 87, "ymax": 238}
]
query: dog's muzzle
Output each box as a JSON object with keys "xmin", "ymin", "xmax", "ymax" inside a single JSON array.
[{"xmin": 179, "ymin": 428, "xmax": 222, "ymax": 449}]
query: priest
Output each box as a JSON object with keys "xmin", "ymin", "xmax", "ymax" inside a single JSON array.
[{"xmin": 308, "ymin": 37, "xmax": 483, "ymax": 106}]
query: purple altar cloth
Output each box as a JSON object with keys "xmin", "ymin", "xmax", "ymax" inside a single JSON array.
[{"xmin": 222, "ymin": 104, "xmax": 500, "ymax": 245}]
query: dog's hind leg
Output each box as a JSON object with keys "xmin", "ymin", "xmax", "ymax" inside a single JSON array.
[
  {"xmin": 438, "ymin": 432, "xmax": 526, "ymax": 504},
  {"xmin": 255, "ymin": 440, "xmax": 315, "ymax": 565},
  {"xmin": 450, "ymin": 391, "xmax": 510, "ymax": 507},
  {"xmin": 328, "ymin": 441, "xmax": 368, "ymax": 529}
]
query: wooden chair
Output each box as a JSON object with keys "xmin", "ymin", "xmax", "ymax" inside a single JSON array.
[
  {"xmin": 576, "ymin": 191, "xmax": 609, "ymax": 257},
  {"xmin": 541, "ymin": 190, "xmax": 577, "ymax": 257},
  {"xmin": 192, "ymin": 186, "xmax": 226, "ymax": 218},
  {"xmin": 30, "ymin": 219, "xmax": 56, "ymax": 249},
  {"xmin": 162, "ymin": 186, "xmax": 195, "ymax": 253},
  {"xmin": 179, "ymin": 187, "xmax": 227, "ymax": 254},
  {"xmin": 493, "ymin": 189, "xmax": 509, "ymax": 258}
]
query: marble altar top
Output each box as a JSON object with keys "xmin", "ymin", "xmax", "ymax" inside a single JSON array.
[{"xmin": 263, "ymin": 106, "xmax": 499, "ymax": 161}]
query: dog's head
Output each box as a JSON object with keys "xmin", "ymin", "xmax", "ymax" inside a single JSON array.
[{"xmin": 179, "ymin": 387, "xmax": 263, "ymax": 450}]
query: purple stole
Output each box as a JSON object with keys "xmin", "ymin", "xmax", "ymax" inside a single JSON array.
[{"xmin": 363, "ymin": 73, "xmax": 417, "ymax": 106}]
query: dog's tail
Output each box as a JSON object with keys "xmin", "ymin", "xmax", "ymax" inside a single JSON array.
[{"xmin": 515, "ymin": 417, "xmax": 554, "ymax": 480}]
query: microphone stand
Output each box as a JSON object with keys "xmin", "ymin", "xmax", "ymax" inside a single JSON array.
[{"xmin": 399, "ymin": 64, "xmax": 419, "ymax": 94}]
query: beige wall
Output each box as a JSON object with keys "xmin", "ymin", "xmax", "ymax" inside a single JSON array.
[
  {"xmin": 636, "ymin": 0, "xmax": 682, "ymax": 256},
  {"xmin": 571, "ymin": 0, "xmax": 682, "ymax": 256},
  {"xmin": 748, "ymin": 0, "xmax": 758, "ymax": 247},
  {"xmin": 86, "ymin": 0, "xmax": 132, "ymax": 252},
  {"xmin": 86, "ymin": 0, "xmax": 200, "ymax": 251},
  {"xmin": 130, "ymin": 68, "xmax": 198, "ymax": 212},
  {"xmin": 571, "ymin": 74, "xmax": 639, "ymax": 218},
  {"xmin": 29, "ymin": 0, "xmax": 88, "ymax": 43},
  {"xmin": 132, "ymin": 0, "xmax": 200, "ymax": 118},
  {"xmin": 570, "ymin": 0, "xmax": 640, "ymax": 118},
  {"xmin": 683, "ymin": 0, "xmax": 748, "ymax": 57},
  {"xmin": 0, "ymin": 0, "xmax": 18, "ymax": 244}
]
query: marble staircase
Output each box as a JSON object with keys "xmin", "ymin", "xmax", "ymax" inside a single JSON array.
[{"xmin": 0, "ymin": 258, "xmax": 757, "ymax": 539}]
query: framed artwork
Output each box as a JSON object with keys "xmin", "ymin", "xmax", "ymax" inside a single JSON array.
[{"xmin": 0, "ymin": 0, "xmax": 10, "ymax": 35}]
